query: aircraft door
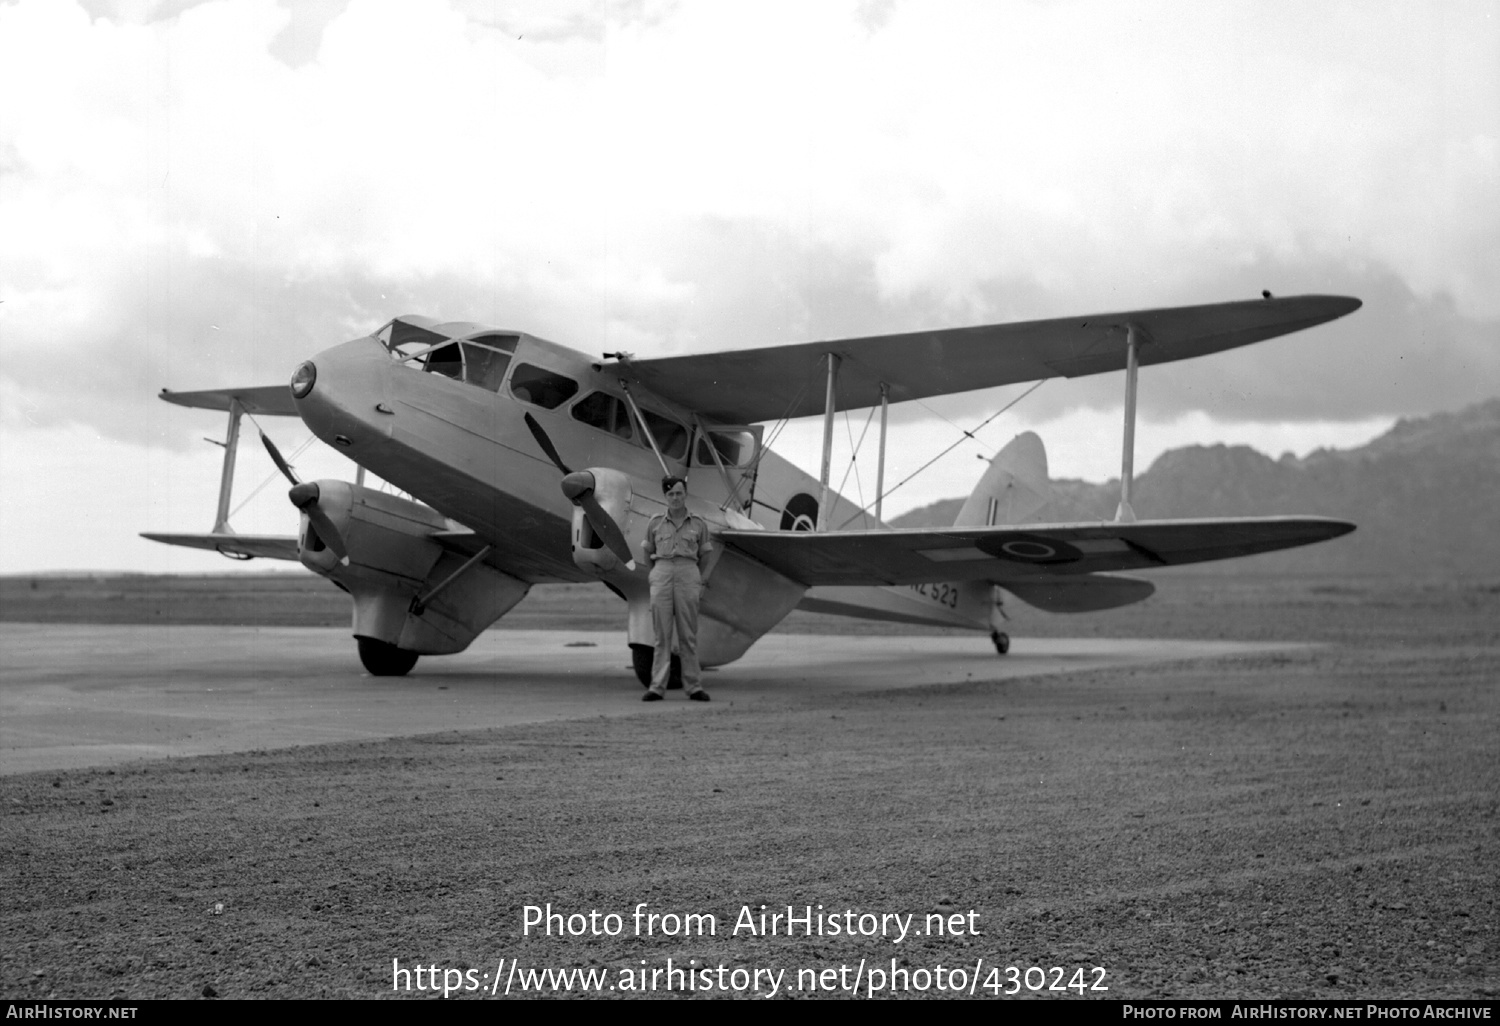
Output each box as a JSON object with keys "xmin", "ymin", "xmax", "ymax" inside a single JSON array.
[{"xmin": 691, "ymin": 424, "xmax": 762, "ymax": 513}]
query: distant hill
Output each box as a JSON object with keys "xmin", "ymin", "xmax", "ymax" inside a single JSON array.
[{"xmin": 892, "ymin": 398, "xmax": 1500, "ymax": 577}]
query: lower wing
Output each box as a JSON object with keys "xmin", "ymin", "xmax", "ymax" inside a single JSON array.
[
  {"xmin": 720, "ymin": 516, "xmax": 1354, "ymax": 587},
  {"xmin": 139, "ymin": 532, "xmax": 300, "ymax": 561}
]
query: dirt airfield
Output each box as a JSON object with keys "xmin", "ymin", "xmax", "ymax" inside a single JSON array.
[{"xmin": 1, "ymin": 573, "xmax": 1496, "ymax": 1000}]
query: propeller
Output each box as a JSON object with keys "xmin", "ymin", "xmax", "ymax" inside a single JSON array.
[
  {"xmin": 260, "ymin": 432, "xmax": 350, "ymax": 566},
  {"xmin": 524, "ymin": 413, "xmax": 637, "ymax": 570}
]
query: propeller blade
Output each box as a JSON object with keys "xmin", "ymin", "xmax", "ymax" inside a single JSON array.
[
  {"xmin": 523, "ymin": 413, "xmax": 570, "ymax": 475},
  {"xmin": 305, "ymin": 506, "xmax": 351, "ymax": 566},
  {"xmin": 527, "ymin": 415, "xmax": 635, "ymax": 569},
  {"xmin": 260, "ymin": 431, "xmax": 300, "ymax": 485},
  {"xmin": 580, "ymin": 492, "xmax": 637, "ymax": 570},
  {"xmin": 559, "ymin": 470, "xmax": 637, "ymax": 570},
  {"xmin": 287, "ymin": 481, "xmax": 350, "ymax": 566}
]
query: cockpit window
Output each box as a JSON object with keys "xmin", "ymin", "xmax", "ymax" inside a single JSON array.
[
  {"xmin": 461, "ymin": 342, "xmax": 511, "ymax": 391},
  {"xmin": 509, "ymin": 363, "xmax": 579, "ymax": 410},
  {"xmin": 377, "ymin": 316, "xmax": 448, "ymax": 356},
  {"xmin": 385, "ymin": 328, "xmax": 519, "ymax": 393},
  {"xmin": 467, "ymin": 334, "xmax": 518, "ymax": 351},
  {"xmin": 571, "ymin": 391, "xmax": 634, "ymax": 441},
  {"xmin": 422, "ymin": 341, "xmax": 464, "ymax": 380}
]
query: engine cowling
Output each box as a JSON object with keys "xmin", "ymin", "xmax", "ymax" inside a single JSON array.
[
  {"xmin": 569, "ymin": 467, "xmax": 635, "ymax": 574},
  {"xmin": 296, "ymin": 480, "xmax": 528, "ymax": 655}
]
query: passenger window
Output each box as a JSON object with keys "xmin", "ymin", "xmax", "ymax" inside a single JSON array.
[
  {"xmin": 461, "ymin": 343, "xmax": 511, "ymax": 391},
  {"xmin": 643, "ymin": 410, "xmax": 688, "ymax": 460},
  {"xmin": 509, "ymin": 363, "xmax": 579, "ymax": 409},
  {"xmin": 696, "ymin": 429, "xmax": 753, "ymax": 468},
  {"xmin": 422, "ymin": 342, "xmax": 463, "ymax": 380},
  {"xmin": 571, "ymin": 392, "xmax": 633, "ymax": 441}
]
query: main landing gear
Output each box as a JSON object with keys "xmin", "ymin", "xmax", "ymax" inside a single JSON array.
[
  {"xmin": 629, "ymin": 643, "xmax": 683, "ymax": 690},
  {"xmin": 357, "ymin": 636, "xmax": 420, "ymax": 677},
  {"xmin": 990, "ymin": 630, "xmax": 1011, "ymax": 656}
]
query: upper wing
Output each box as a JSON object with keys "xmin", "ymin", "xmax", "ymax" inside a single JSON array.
[
  {"xmin": 158, "ymin": 385, "xmax": 299, "ymax": 416},
  {"xmin": 139, "ymin": 532, "xmax": 300, "ymax": 561},
  {"xmin": 624, "ymin": 294, "xmax": 1360, "ymax": 424},
  {"xmin": 720, "ymin": 516, "xmax": 1355, "ymax": 587}
]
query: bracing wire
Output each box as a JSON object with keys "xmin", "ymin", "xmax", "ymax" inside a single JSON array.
[
  {"xmin": 833, "ymin": 403, "xmax": 878, "ymax": 525},
  {"xmin": 230, "ymin": 413, "xmax": 319, "ymax": 517},
  {"xmin": 835, "ymin": 379, "xmax": 1046, "ymax": 529}
]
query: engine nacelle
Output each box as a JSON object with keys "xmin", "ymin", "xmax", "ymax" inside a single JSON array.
[
  {"xmin": 297, "ymin": 480, "xmax": 529, "ymax": 655},
  {"xmin": 570, "ymin": 467, "xmax": 635, "ymax": 574}
]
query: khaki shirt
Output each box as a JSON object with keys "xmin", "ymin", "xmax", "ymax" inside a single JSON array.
[{"xmin": 643, "ymin": 512, "xmax": 712, "ymax": 565}]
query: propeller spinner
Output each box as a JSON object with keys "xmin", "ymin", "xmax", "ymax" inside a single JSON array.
[{"xmin": 524, "ymin": 414, "xmax": 637, "ymax": 570}]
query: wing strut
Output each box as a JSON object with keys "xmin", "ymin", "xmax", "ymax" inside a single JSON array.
[
  {"xmin": 874, "ymin": 381, "xmax": 889, "ymax": 524},
  {"xmin": 1115, "ymin": 323, "xmax": 1141, "ymax": 523},
  {"xmin": 816, "ymin": 353, "xmax": 841, "ymax": 531},
  {"xmin": 618, "ymin": 382, "xmax": 673, "ymax": 478},
  {"xmin": 411, "ymin": 544, "xmax": 494, "ymax": 616},
  {"xmin": 212, "ymin": 399, "xmax": 244, "ymax": 534},
  {"xmin": 692, "ymin": 415, "xmax": 743, "ymax": 512}
]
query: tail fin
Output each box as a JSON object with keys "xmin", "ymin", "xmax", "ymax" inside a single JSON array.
[{"xmin": 954, "ymin": 431, "xmax": 1053, "ymax": 527}]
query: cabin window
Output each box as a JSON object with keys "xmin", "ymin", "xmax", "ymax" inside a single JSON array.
[
  {"xmin": 461, "ymin": 342, "xmax": 511, "ymax": 391},
  {"xmin": 695, "ymin": 429, "xmax": 754, "ymax": 468},
  {"xmin": 570, "ymin": 391, "xmax": 634, "ymax": 441},
  {"xmin": 509, "ymin": 363, "xmax": 579, "ymax": 409},
  {"xmin": 641, "ymin": 409, "xmax": 689, "ymax": 460}
]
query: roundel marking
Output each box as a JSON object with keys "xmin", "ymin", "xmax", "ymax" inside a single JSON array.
[
  {"xmin": 976, "ymin": 533, "xmax": 1083, "ymax": 564},
  {"xmin": 780, "ymin": 493, "xmax": 819, "ymax": 532},
  {"xmin": 1001, "ymin": 540, "xmax": 1057, "ymax": 559}
]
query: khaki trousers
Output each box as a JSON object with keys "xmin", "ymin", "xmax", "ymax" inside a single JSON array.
[{"xmin": 649, "ymin": 558, "xmax": 703, "ymax": 694}]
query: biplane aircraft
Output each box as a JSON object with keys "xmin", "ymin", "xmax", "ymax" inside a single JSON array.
[{"xmin": 144, "ymin": 294, "xmax": 1359, "ymax": 680}]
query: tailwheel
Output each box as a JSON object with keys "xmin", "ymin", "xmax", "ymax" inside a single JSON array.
[
  {"xmin": 357, "ymin": 636, "xmax": 419, "ymax": 677},
  {"xmin": 629, "ymin": 644, "xmax": 683, "ymax": 689},
  {"xmin": 990, "ymin": 630, "xmax": 1011, "ymax": 656}
]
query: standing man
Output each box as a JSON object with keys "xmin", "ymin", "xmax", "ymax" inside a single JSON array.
[{"xmin": 641, "ymin": 475, "xmax": 712, "ymax": 702}]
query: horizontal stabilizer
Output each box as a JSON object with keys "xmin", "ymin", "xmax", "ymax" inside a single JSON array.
[
  {"xmin": 140, "ymin": 532, "xmax": 299, "ymax": 561},
  {"xmin": 626, "ymin": 294, "xmax": 1361, "ymax": 424},
  {"xmin": 720, "ymin": 516, "xmax": 1355, "ymax": 587},
  {"xmin": 158, "ymin": 386, "xmax": 299, "ymax": 416},
  {"xmin": 998, "ymin": 573, "xmax": 1155, "ymax": 613}
]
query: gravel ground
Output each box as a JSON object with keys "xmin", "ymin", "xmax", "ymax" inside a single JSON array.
[{"xmin": 1, "ymin": 577, "xmax": 1496, "ymax": 1000}]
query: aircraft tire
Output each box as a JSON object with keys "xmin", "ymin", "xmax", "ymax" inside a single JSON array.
[
  {"xmin": 357, "ymin": 636, "xmax": 420, "ymax": 677},
  {"xmin": 629, "ymin": 644, "xmax": 683, "ymax": 689},
  {"xmin": 991, "ymin": 630, "xmax": 1011, "ymax": 656}
]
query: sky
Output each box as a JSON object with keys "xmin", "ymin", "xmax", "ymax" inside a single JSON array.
[{"xmin": 0, "ymin": 0, "xmax": 1496, "ymax": 573}]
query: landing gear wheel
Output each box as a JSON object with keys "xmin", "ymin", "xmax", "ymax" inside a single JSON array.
[
  {"xmin": 629, "ymin": 644, "xmax": 683, "ymax": 689},
  {"xmin": 357, "ymin": 636, "xmax": 419, "ymax": 676},
  {"xmin": 990, "ymin": 630, "xmax": 1011, "ymax": 656}
]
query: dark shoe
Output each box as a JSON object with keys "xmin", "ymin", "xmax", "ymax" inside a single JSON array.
[
  {"xmin": 642, "ymin": 691, "xmax": 664, "ymax": 702},
  {"xmin": 688, "ymin": 690, "xmax": 710, "ymax": 702}
]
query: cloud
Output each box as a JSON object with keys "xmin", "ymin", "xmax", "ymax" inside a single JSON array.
[{"xmin": 1, "ymin": 1, "xmax": 1494, "ymax": 455}]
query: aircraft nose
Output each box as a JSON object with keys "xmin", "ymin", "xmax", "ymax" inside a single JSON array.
[{"xmin": 292, "ymin": 336, "xmax": 392, "ymax": 451}]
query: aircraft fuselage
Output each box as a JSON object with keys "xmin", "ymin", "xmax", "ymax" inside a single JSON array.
[{"xmin": 289, "ymin": 325, "xmax": 988, "ymax": 664}]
